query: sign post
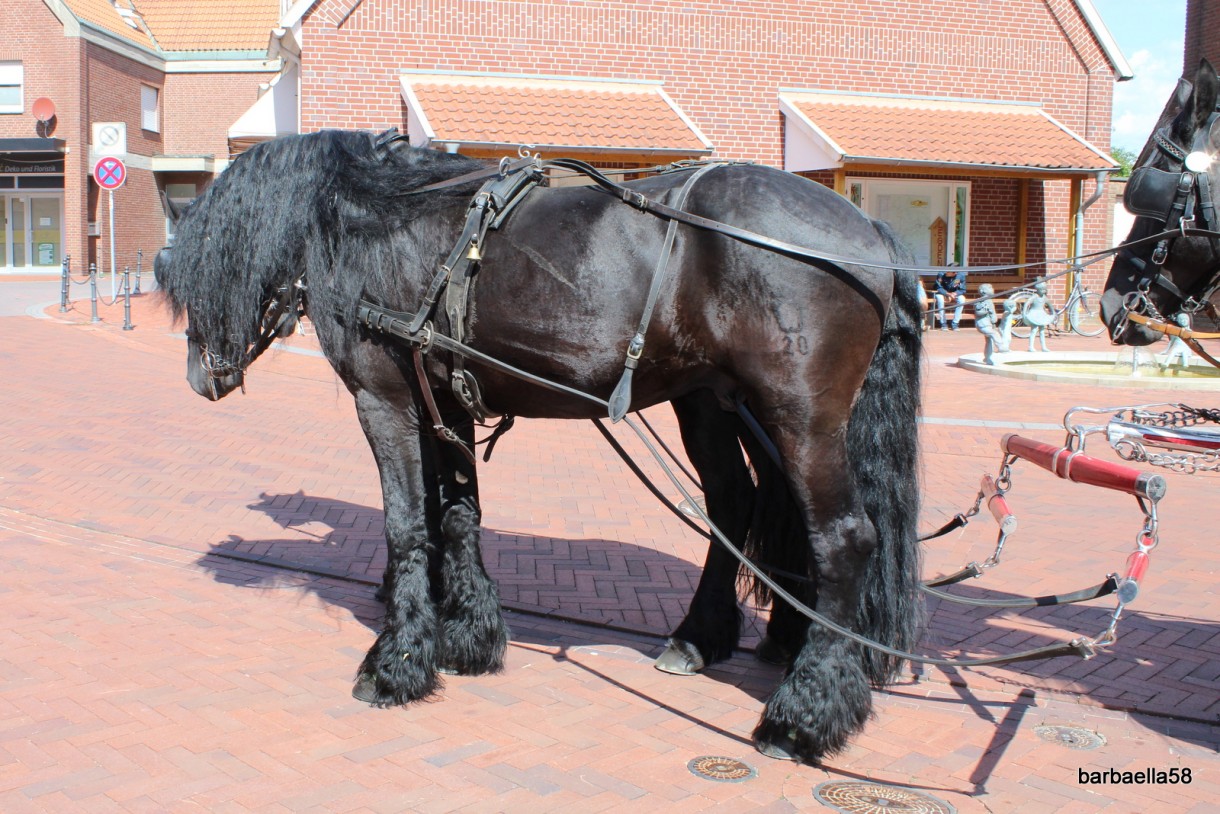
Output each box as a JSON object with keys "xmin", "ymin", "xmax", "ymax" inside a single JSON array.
[{"xmin": 93, "ymin": 156, "xmax": 126, "ymax": 290}]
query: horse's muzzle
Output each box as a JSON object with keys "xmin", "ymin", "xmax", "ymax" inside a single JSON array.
[
  {"xmin": 186, "ymin": 340, "xmax": 243, "ymax": 400},
  {"xmin": 1099, "ymin": 288, "xmax": 1160, "ymax": 346}
]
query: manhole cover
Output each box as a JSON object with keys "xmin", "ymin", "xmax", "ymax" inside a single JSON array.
[
  {"xmin": 687, "ymin": 755, "xmax": 757, "ymax": 782},
  {"xmin": 1034, "ymin": 724, "xmax": 1106, "ymax": 750},
  {"xmin": 814, "ymin": 781, "xmax": 957, "ymax": 814},
  {"xmin": 678, "ymin": 495, "xmax": 707, "ymax": 519}
]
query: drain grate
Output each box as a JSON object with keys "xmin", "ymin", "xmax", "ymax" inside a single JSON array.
[
  {"xmin": 814, "ymin": 781, "xmax": 957, "ymax": 814},
  {"xmin": 686, "ymin": 755, "xmax": 757, "ymax": 782},
  {"xmin": 1034, "ymin": 724, "xmax": 1106, "ymax": 750}
]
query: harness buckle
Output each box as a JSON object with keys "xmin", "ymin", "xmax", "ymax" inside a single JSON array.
[{"xmin": 1151, "ymin": 240, "xmax": 1169, "ymax": 266}]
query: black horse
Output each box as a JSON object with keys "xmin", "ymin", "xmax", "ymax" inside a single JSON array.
[
  {"xmin": 155, "ymin": 130, "xmax": 924, "ymax": 763},
  {"xmin": 1102, "ymin": 59, "xmax": 1220, "ymax": 342}
]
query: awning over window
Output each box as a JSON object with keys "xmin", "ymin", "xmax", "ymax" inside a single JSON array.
[
  {"xmin": 400, "ymin": 72, "xmax": 712, "ymax": 158},
  {"xmin": 779, "ymin": 91, "xmax": 1117, "ymax": 175},
  {"xmin": 228, "ymin": 64, "xmax": 299, "ymax": 141},
  {"xmin": 0, "ymin": 138, "xmax": 66, "ymax": 154}
]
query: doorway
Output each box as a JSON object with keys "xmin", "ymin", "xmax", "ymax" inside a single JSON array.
[{"xmin": 1, "ymin": 193, "xmax": 62, "ymax": 272}]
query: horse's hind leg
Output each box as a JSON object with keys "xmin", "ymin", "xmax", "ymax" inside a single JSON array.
[
  {"xmin": 351, "ymin": 390, "xmax": 444, "ymax": 705},
  {"xmin": 432, "ymin": 418, "xmax": 508, "ymax": 676},
  {"xmin": 655, "ymin": 390, "xmax": 752, "ymax": 675},
  {"xmin": 752, "ymin": 425, "xmax": 876, "ymax": 764}
]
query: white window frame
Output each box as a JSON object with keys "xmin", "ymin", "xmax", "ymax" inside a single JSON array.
[
  {"xmin": 847, "ymin": 177, "xmax": 971, "ymax": 266},
  {"xmin": 0, "ymin": 62, "xmax": 23, "ymax": 115},
  {"xmin": 141, "ymin": 85, "xmax": 160, "ymax": 132}
]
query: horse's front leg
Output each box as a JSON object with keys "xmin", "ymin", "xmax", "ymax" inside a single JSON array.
[
  {"xmin": 351, "ymin": 389, "xmax": 444, "ymax": 705},
  {"xmin": 432, "ymin": 412, "xmax": 508, "ymax": 676}
]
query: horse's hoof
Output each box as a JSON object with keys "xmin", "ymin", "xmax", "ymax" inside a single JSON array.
[
  {"xmin": 352, "ymin": 672, "xmax": 380, "ymax": 704},
  {"xmin": 755, "ymin": 636, "xmax": 793, "ymax": 666},
  {"xmin": 755, "ymin": 732, "xmax": 799, "ymax": 762},
  {"xmin": 654, "ymin": 639, "xmax": 706, "ymax": 676}
]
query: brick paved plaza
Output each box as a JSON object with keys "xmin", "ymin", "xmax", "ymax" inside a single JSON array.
[{"xmin": 0, "ymin": 280, "xmax": 1216, "ymax": 812}]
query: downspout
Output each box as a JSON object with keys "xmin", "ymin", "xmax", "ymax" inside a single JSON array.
[{"xmin": 1071, "ymin": 171, "xmax": 1108, "ymax": 289}]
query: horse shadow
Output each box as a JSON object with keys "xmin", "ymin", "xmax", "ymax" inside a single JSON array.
[
  {"xmin": 196, "ymin": 489, "xmax": 1219, "ymax": 791},
  {"xmin": 198, "ymin": 489, "xmax": 782, "ymax": 691}
]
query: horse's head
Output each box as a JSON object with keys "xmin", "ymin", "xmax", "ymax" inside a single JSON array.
[
  {"xmin": 1101, "ymin": 59, "xmax": 1220, "ymax": 344},
  {"xmin": 155, "ymin": 243, "xmax": 301, "ymax": 401},
  {"xmin": 153, "ymin": 139, "xmax": 314, "ymax": 401}
]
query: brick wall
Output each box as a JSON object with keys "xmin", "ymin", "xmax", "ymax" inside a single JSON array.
[
  {"xmin": 82, "ymin": 43, "xmax": 167, "ymax": 271},
  {"xmin": 1185, "ymin": 0, "xmax": 1220, "ymax": 72},
  {"xmin": 296, "ymin": 0, "xmax": 1118, "ymax": 270},
  {"xmin": 162, "ymin": 72, "xmax": 268, "ymax": 157},
  {"xmin": 0, "ymin": 1, "xmax": 85, "ymax": 267}
]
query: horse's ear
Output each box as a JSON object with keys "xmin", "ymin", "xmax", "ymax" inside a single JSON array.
[
  {"xmin": 1180, "ymin": 59, "xmax": 1219, "ymax": 138},
  {"xmin": 160, "ymin": 188, "xmax": 182, "ymax": 223},
  {"xmin": 1193, "ymin": 59, "xmax": 1218, "ymax": 129}
]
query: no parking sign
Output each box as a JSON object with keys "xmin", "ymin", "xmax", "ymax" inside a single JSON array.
[{"xmin": 93, "ymin": 156, "xmax": 127, "ymax": 190}]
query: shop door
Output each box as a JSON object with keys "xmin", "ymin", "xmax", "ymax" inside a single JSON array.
[{"xmin": 2, "ymin": 194, "xmax": 62, "ymax": 272}]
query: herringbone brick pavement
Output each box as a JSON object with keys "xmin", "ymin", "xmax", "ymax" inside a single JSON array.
[{"xmin": 0, "ymin": 283, "xmax": 1216, "ymax": 811}]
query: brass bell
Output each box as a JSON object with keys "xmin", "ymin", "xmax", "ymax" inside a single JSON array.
[{"xmin": 466, "ymin": 242, "xmax": 482, "ymax": 261}]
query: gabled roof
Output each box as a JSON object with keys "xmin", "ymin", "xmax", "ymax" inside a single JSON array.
[
  {"xmin": 133, "ymin": 0, "xmax": 280, "ymax": 52},
  {"xmin": 400, "ymin": 72, "xmax": 712, "ymax": 156},
  {"xmin": 59, "ymin": 0, "xmax": 158, "ymax": 51},
  {"xmin": 57, "ymin": 0, "xmax": 278, "ymax": 55},
  {"xmin": 780, "ymin": 91, "xmax": 1117, "ymax": 174}
]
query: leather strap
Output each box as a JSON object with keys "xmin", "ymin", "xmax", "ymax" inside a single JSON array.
[
  {"xmin": 1125, "ymin": 311, "xmax": 1220, "ymax": 339},
  {"xmin": 608, "ymin": 162, "xmax": 720, "ymax": 421}
]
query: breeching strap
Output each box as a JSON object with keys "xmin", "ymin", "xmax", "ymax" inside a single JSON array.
[{"xmin": 608, "ymin": 162, "xmax": 721, "ymax": 421}]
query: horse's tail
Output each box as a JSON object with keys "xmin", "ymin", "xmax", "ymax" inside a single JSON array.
[
  {"xmin": 739, "ymin": 222, "xmax": 923, "ymax": 684},
  {"xmin": 850, "ymin": 222, "xmax": 924, "ymax": 685}
]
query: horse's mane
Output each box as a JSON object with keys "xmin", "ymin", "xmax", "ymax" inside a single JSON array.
[{"xmin": 158, "ymin": 130, "xmax": 486, "ymax": 360}]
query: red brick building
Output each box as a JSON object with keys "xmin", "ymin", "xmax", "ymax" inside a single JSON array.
[
  {"xmin": 0, "ymin": 0, "xmax": 281, "ymax": 274},
  {"xmin": 3, "ymin": 0, "xmax": 1135, "ymax": 295},
  {"xmin": 1186, "ymin": 0, "xmax": 1219, "ymax": 71},
  {"xmin": 283, "ymin": 0, "xmax": 1131, "ymax": 294}
]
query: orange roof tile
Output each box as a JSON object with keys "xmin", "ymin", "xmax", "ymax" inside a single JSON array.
[
  {"xmin": 59, "ymin": 0, "xmax": 277, "ymax": 54},
  {"xmin": 134, "ymin": 0, "xmax": 278, "ymax": 52},
  {"xmin": 402, "ymin": 74, "xmax": 712, "ymax": 155},
  {"xmin": 61, "ymin": 0, "xmax": 158, "ymax": 51},
  {"xmin": 781, "ymin": 92, "xmax": 1115, "ymax": 172}
]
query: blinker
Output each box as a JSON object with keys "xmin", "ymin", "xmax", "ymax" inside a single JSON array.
[{"xmin": 1184, "ymin": 150, "xmax": 1212, "ymax": 173}]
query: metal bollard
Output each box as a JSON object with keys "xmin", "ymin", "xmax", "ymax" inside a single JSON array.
[
  {"xmin": 89, "ymin": 263, "xmax": 100, "ymax": 323},
  {"xmin": 59, "ymin": 255, "xmax": 70, "ymax": 312},
  {"xmin": 122, "ymin": 266, "xmax": 133, "ymax": 330},
  {"xmin": 134, "ymin": 248, "xmax": 143, "ymax": 295}
]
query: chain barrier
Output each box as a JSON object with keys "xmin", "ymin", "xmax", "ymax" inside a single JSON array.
[{"xmin": 59, "ymin": 255, "xmax": 142, "ymax": 330}]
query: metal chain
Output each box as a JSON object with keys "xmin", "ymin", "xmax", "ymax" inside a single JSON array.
[{"xmin": 1111, "ymin": 404, "xmax": 1220, "ymax": 473}]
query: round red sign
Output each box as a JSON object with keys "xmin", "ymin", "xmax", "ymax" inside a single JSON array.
[{"xmin": 93, "ymin": 156, "xmax": 127, "ymax": 190}]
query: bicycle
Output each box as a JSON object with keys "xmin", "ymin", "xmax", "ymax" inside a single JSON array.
[{"xmin": 1008, "ymin": 269, "xmax": 1105, "ymax": 338}]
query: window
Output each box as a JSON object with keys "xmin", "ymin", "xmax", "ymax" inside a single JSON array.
[
  {"xmin": 0, "ymin": 62, "xmax": 23, "ymax": 114},
  {"xmin": 141, "ymin": 85, "xmax": 160, "ymax": 132}
]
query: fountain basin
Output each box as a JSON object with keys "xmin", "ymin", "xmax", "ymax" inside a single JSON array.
[{"xmin": 957, "ymin": 350, "xmax": 1220, "ymax": 390}]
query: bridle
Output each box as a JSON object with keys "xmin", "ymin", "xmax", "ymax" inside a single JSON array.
[
  {"xmin": 1116, "ymin": 108, "xmax": 1220, "ymax": 337},
  {"xmin": 194, "ymin": 279, "xmax": 305, "ymax": 398}
]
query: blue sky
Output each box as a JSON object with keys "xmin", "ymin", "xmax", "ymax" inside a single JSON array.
[{"xmin": 1092, "ymin": 0, "xmax": 1188, "ymax": 154}]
